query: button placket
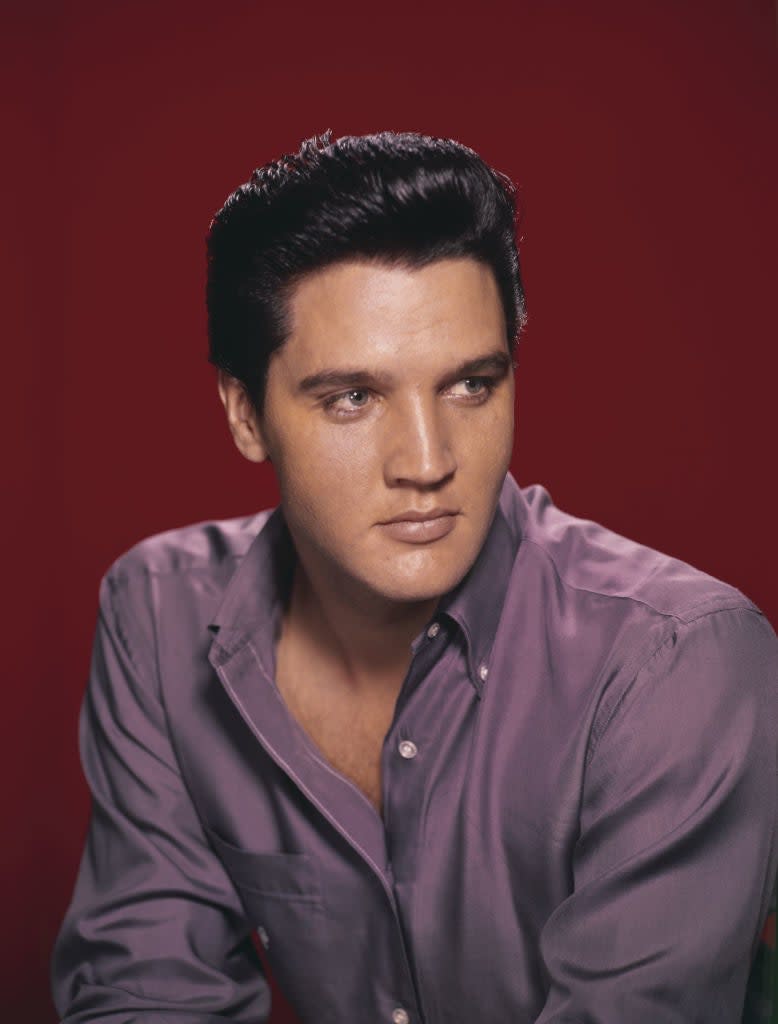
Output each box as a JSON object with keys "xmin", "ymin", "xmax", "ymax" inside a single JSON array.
[{"xmin": 383, "ymin": 623, "xmax": 459, "ymax": 1024}]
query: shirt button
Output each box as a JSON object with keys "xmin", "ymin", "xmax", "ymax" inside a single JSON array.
[
  {"xmin": 392, "ymin": 1010, "xmax": 410, "ymax": 1024},
  {"xmin": 426, "ymin": 621, "xmax": 440, "ymax": 638},
  {"xmin": 398, "ymin": 739, "xmax": 418, "ymax": 759},
  {"xmin": 479, "ymin": 663, "xmax": 489, "ymax": 681}
]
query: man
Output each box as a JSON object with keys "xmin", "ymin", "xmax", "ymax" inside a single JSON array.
[{"xmin": 51, "ymin": 129, "xmax": 778, "ymax": 1023}]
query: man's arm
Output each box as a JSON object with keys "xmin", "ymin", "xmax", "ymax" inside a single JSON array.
[
  {"xmin": 535, "ymin": 605, "xmax": 778, "ymax": 1024},
  {"xmin": 51, "ymin": 568, "xmax": 271, "ymax": 1023}
]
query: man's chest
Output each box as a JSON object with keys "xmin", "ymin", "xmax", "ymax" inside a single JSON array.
[
  {"xmin": 274, "ymin": 635, "xmax": 403, "ymax": 817},
  {"xmin": 278, "ymin": 680, "xmax": 395, "ymax": 814},
  {"xmin": 190, "ymin": 625, "xmax": 582, "ymax": 1024}
]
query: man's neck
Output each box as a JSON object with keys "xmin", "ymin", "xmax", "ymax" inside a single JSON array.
[{"xmin": 283, "ymin": 555, "xmax": 439, "ymax": 696}]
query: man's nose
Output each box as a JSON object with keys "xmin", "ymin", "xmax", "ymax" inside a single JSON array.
[{"xmin": 383, "ymin": 394, "xmax": 457, "ymax": 488}]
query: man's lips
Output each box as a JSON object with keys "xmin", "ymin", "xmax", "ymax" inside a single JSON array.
[
  {"xmin": 380, "ymin": 507, "xmax": 459, "ymax": 524},
  {"xmin": 378, "ymin": 512, "xmax": 459, "ymax": 544}
]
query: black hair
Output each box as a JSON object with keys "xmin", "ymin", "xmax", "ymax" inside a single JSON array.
[{"xmin": 206, "ymin": 129, "xmax": 526, "ymax": 417}]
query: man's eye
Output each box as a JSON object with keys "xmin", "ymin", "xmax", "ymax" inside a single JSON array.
[
  {"xmin": 323, "ymin": 388, "xmax": 371, "ymax": 412},
  {"xmin": 449, "ymin": 376, "xmax": 497, "ymax": 399}
]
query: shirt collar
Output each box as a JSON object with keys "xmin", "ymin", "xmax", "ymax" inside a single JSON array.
[
  {"xmin": 428, "ymin": 471, "xmax": 522, "ymax": 694},
  {"xmin": 207, "ymin": 503, "xmax": 295, "ymax": 664},
  {"xmin": 208, "ymin": 471, "xmax": 525, "ymax": 692}
]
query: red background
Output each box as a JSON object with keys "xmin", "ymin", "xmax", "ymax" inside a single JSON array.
[{"xmin": 4, "ymin": 1, "xmax": 777, "ymax": 1020}]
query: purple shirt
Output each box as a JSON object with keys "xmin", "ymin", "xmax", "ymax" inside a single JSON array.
[{"xmin": 51, "ymin": 472, "xmax": 778, "ymax": 1023}]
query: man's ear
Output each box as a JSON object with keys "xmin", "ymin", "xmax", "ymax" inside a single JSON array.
[{"xmin": 216, "ymin": 369, "xmax": 271, "ymax": 464}]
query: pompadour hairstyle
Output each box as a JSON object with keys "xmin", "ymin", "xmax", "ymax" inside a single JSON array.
[{"xmin": 206, "ymin": 128, "xmax": 526, "ymax": 417}]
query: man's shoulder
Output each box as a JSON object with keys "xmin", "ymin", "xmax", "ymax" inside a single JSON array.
[
  {"xmin": 103, "ymin": 507, "xmax": 275, "ymax": 586},
  {"xmin": 511, "ymin": 481, "xmax": 760, "ymax": 624}
]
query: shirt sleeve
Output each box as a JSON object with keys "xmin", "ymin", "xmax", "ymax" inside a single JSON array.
[
  {"xmin": 50, "ymin": 568, "xmax": 272, "ymax": 1023},
  {"xmin": 535, "ymin": 605, "xmax": 778, "ymax": 1024}
]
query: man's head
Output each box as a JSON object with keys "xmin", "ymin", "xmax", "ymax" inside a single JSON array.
[{"xmin": 210, "ymin": 130, "xmax": 526, "ymax": 614}]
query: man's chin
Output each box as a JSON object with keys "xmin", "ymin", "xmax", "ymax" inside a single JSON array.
[{"xmin": 364, "ymin": 563, "xmax": 471, "ymax": 607}]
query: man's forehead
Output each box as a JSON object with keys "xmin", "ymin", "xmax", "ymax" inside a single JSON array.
[{"xmin": 282, "ymin": 257, "xmax": 505, "ymax": 361}]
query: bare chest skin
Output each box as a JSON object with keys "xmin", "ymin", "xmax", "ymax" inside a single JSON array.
[{"xmin": 274, "ymin": 621, "xmax": 407, "ymax": 818}]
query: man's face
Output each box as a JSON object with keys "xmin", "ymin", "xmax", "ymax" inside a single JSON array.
[{"xmin": 249, "ymin": 257, "xmax": 515, "ymax": 609}]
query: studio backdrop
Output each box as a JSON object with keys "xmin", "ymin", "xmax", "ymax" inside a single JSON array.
[{"xmin": 5, "ymin": 2, "xmax": 776, "ymax": 1021}]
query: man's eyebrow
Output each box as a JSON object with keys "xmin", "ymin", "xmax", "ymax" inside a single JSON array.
[
  {"xmin": 296, "ymin": 350, "xmax": 514, "ymax": 394},
  {"xmin": 296, "ymin": 368, "xmax": 381, "ymax": 394},
  {"xmin": 449, "ymin": 351, "xmax": 515, "ymax": 379}
]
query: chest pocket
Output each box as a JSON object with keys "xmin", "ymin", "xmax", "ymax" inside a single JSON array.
[
  {"xmin": 203, "ymin": 823, "xmax": 322, "ymax": 903},
  {"xmin": 203, "ymin": 823, "xmax": 333, "ymax": 1021}
]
